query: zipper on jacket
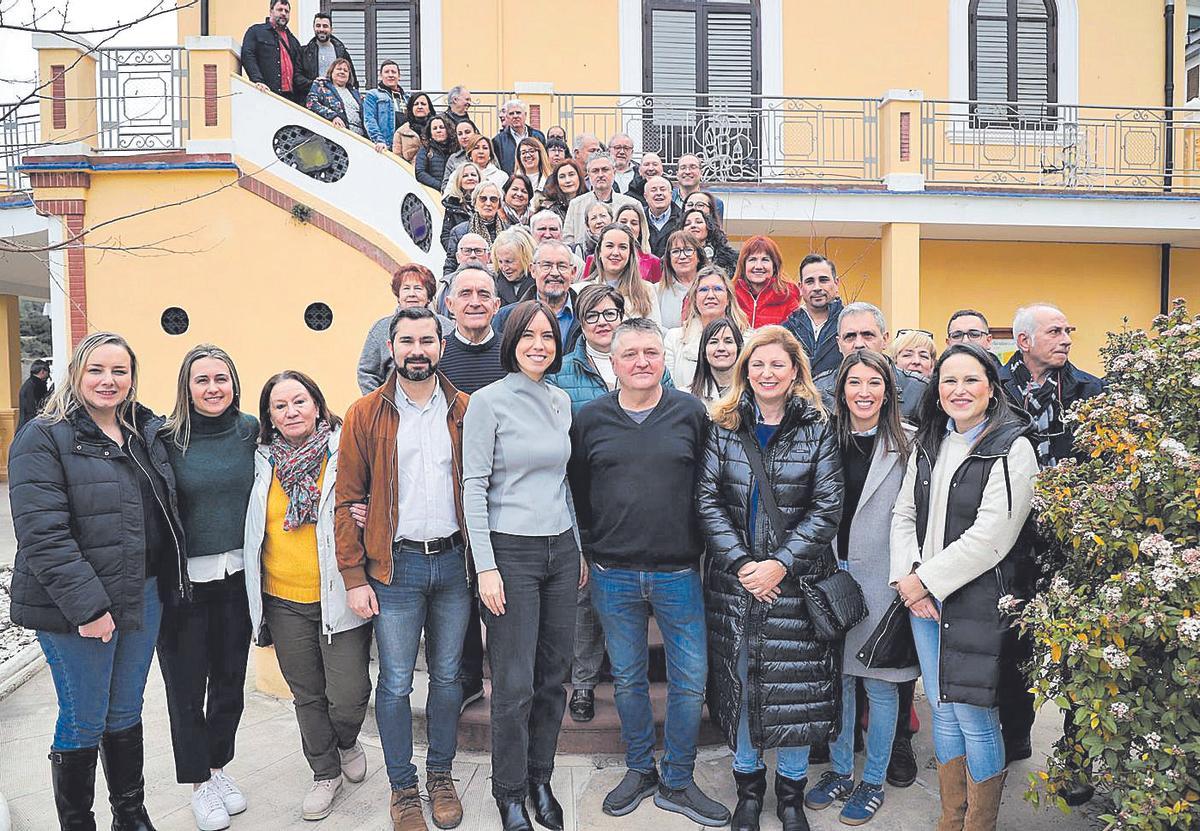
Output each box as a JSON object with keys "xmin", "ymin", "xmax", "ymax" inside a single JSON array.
[
  {"xmin": 862, "ymin": 598, "xmax": 904, "ymax": 667},
  {"xmin": 128, "ymin": 443, "xmax": 186, "ymax": 600}
]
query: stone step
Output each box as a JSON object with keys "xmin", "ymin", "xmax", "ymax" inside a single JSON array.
[{"xmin": 454, "ymin": 680, "xmax": 725, "ymax": 754}]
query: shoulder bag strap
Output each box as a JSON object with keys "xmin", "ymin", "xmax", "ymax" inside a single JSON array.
[{"xmin": 736, "ymin": 427, "xmax": 787, "ymax": 547}]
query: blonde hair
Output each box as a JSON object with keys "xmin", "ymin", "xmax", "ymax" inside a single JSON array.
[
  {"xmin": 674, "ymin": 265, "xmax": 748, "ymax": 337},
  {"xmin": 585, "ymin": 223, "xmax": 654, "ymax": 318},
  {"xmin": 887, "ymin": 329, "xmax": 938, "ymax": 364},
  {"xmin": 442, "ymin": 162, "xmax": 482, "ymax": 201},
  {"xmin": 491, "ymin": 227, "xmax": 535, "ymax": 275},
  {"xmin": 710, "ymin": 325, "xmax": 825, "ymax": 430},
  {"xmin": 41, "ymin": 332, "xmax": 140, "ymax": 431},
  {"xmin": 165, "ymin": 344, "xmax": 243, "ymax": 452}
]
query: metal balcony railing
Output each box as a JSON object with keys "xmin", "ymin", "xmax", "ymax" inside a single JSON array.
[
  {"xmin": 0, "ymin": 101, "xmax": 39, "ymax": 191},
  {"xmin": 96, "ymin": 47, "xmax": 189, "ymax": 151},
  {"xmin": 920, "ymin": 99, "xmax": 1200, "ymax": 192}
]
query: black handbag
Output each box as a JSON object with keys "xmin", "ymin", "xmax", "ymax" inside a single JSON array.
[
  {"xmin": 736, "ymin": 429, "xmax": 867, "ymax": 642},
  {"xmin": 857, "ymin": 595, "xmax": 918, "ymax": 669}
]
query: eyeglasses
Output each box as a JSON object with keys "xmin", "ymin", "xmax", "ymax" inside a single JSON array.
[
  {"xmin": 583, "ymin": 308, "xmax": 623, "ymax": 324},
  {"xmin": 696, "ymin": 284, "xmax": 726, "ymax": 294},
  {"xmin": 476, "ymin": 195, "xmax": 500, "ymax": 204},
  {"xmin": 610, "ymin": 144, "xmax": 634, "ymax": 152},
  {"xmin": 535, "ymin": 261, "xmax": 572, "ymax": 273},
  {"xmin": 947, "ymin": 328, "xmax": 990, "ymax": 342},
  {"xmin": 896, "ymin": 328, "xmax": 934, "ymax": 338},
  {"xmin": 459, "ymin": 247, "xmax": 488, "ymax": 257},
  {"xmin": 669, "ymin": 248, "xmax": 696, "ymax": 259}
]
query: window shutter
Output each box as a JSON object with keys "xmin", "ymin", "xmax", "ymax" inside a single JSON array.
[
  {"xmin": 706, "ymin": 11, "xmax": 753, "ymax": 109},
  {"xmin": 329, "ymin": 9, "xmax": 367, "ymax": 83},
  {"xmin": 650, "ymin": 9, "xmax": 696, "ymax": 127},
  {"xmin": 970, "ymin": 0, "xmax": 1056, "ymax": 117},
  {"xmin": 376, "ymin": 7, "xmax": 416, "ymax": 90}
]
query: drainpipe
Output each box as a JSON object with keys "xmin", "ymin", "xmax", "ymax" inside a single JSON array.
[
  {"xmin": 1161, "ymin": 243, "xmax": 1172, "ymax": 315},
  {"xmin": 1164, "ymin": 1, "xmax": 1175, "ymax": 192},
  {"xmin": 200, "ymin": 0, "xmax": 209, "ymax": 36}
]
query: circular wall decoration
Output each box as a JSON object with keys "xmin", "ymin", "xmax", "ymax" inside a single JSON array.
[
  {"xmin": 273, "ymin": 126, "xmax": 350, "ymax": 183},
  {"xmin": 401, "ymin": 192, "xmax": 433, "ymax": 252},
  {"xmin": 304, "ymin": 302, "xmax": 333, "ymax": 331},
  {"xmin": 160, "ymin": 307, "xmax": 189, "ymax": 335}
]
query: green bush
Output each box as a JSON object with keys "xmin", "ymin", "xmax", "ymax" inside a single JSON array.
[{"xmin": 1020, "ymin": 299, "xmax": 1200, "ymax": 829}]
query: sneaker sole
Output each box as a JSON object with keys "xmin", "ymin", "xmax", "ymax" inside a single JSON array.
[
  {"xmin": 302, "ymin": 806, "xmax": 335, "ymax": 821},
  {"xmin": 601, "ymin": 783, "xmax": 658, "ymax": 817},
  {"xmin": 804, "ymin": 795, "xmax": 841, "ymax": 810},
  {"xmin": 652, "ymin": 793, "xmax": 731, "ymax": 827},
  {"xmin": 195, "ymin": 815, "xmax": 231, "ymax": 831},
  {"xmin": 224, "ymin": 801, "xmax": 248, "ymax": 816},
  {"xmin": 839, "ymin": 811, "xmax": 876, "ymax": 826}
]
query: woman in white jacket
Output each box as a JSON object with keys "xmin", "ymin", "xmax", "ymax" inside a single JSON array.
[
  {"xmin": 243, "ymin": 371, "xmax": 371, "ymax": 823},
  {"xmin": 664, "ymin": 265, "xmax": 747, "ymax": 391}
]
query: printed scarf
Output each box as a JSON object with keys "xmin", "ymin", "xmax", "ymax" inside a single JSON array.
[
  {"xmin": 269, "ymin": 419, "xmax": 331, "ymax": 530},
  {"xmin": 1009, "ymin": 353, "xmax": 1060, "ymax": 463}
]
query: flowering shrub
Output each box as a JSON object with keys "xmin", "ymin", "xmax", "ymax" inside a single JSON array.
[{"xmin": 1021, "ymin": 300, "xmax": 1200, "ymax": 830}]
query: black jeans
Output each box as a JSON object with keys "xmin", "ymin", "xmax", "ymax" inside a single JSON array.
[
  {"xmin": 262, "ymin": 596, "xmax": 373, "ymax": 780},
  {"xmin": 460, "ymin": 591, "xmax": 485, "ymax": 692},
  {"xmin": 481, "ymin": 530, "xmax": 578, "ymax": 800},
  {"xmin": 998, "ymin": 627, "xmax": 1037, "ymax": 748},
  {"xmin": 157, "ymin": 573, "xmax": 253, "ymax": 784}
]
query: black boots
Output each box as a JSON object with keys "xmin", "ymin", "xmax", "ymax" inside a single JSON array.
[
  {"xmin": 527, "ymin": 782, "xmax": 564, "ymax": 830},
  {"xmin": 98, "ymin": 723, "xmax": 156, "ymax": 831},
  {"xmin": 494, "ymin": 797, "xmax": 533, "ymax": 831},
  {"xmin": 774, "ymin": 774, "xmax": 810, "ymax": 831},
  {"xmin": 731, "ymin": 769, "xmax": 766, "ymax": 831},
  {"xmin": 50, "ymin": 746, "xmax": 98, "ymax": 830}
]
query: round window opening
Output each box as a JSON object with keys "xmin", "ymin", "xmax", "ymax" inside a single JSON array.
[
  {"xmin": 401, "ymin": 193, "xmax": 433, "ymax": 252},
  {"xmin": 161, "ymin": 307, "xmax": 190, "ymax": 335},
  {"xmin": 304, "ymin": 302, "xmax": 333, "ymax": 331}
]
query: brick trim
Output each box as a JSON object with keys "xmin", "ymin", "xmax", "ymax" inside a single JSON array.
[
  {"xmin": 27, "ymin": 171, "xmax": 91, "ymax": 189},
  {"xmin": 36, "ymin": 202, "xmax": 88, "ymax": 346},
  {"xmin": 204, "ymin": 64, "xmax": 218, "ymax": 127},
  {"xmin": 51, "ymin": 65, "xmax": 66, "ymax": 130},
  {"xmin": 238, "ymin": 177, "xmax": 401, "ymax": 273},
  {"xmin": 899, "ymin": 112, "xmax": 911, "ymax": 163}
]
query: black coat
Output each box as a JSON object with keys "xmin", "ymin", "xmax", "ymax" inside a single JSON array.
[
  {"xmin": 240, "ymin": 21, "xmax": 310, "ymax": 100},
  {"xmin": 300, "ymin": 35, "xmax": 359, "ymax": 92},
  {"xmin": 646, "ymin": 204, "xmax": 682, "ymax": 259},
  {"xmin": 8, "ymin": 405, "xmax": 188, "ymax": 633},
  {"xmin": 910, "ymin": 416, "xmax": 1038, "ymax": 707},
  {"xmin": 415, "ymin": 145, "xmax": 451, "ymax": 190},
  {"xmin": 440, "ymin": 196, "xmax": 471, "ymax": 250},
  {"xmin": 492, "ymin": 126, "xmax": 547, "ymax": 178},
  {"xmin": 999, "ymin": 355, "xmax": 1103, "ymax": 465},
  {"xmin": 17, "ymin": 374, "xmax": 49, "ymax": 429},
  {"xmin": 696, "ymin": 394, "xmax": 844, "ymax": 752}
]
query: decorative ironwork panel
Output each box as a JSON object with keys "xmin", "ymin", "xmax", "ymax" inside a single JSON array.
[
  {"xmin": 401, "ymin": 193, "xmax": 433, "ymax": 252},
  {"xmin": 0, "ymin": 101, "xmax": 40, "ymax": 191},
  {"xmin": 304, "ymin": 302, "xmax": 334, "ymax": 331},
  {"xmin": 97, "ymin": 48, "xmax": 188, "ymax": 151},
  {"xmin": 273, "ymin": 126, "xmax": 350, "ymax": 183},
  {"xmin": 160, "ymin": 307, "xmax": 190, "ymax": 335}
]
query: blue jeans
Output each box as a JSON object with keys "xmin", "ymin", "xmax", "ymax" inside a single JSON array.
[
  {"xmin": 372, "ymin": 545, "xmax": 471, "ymax": 790},
  {"xmin": 910, "ymin": 612, "xmax": 1005, "ymax": 782},
  {"xmin": 590, "ymin": 564, "xmax": 707, "ymax": 790},
  {"xmin": 831, "ymin": 675, "xmax": 899, "ymax": 785},
  {"xmin": 733, "ymin": 640, "xmax": 810, "ymax": 780},
  {"xmin": 37, "ymin": 578, "xmax": 163, "ymax": 750}
]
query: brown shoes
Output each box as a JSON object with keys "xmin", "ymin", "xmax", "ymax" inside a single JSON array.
[
  {"xmin": 390, "ymin": 785, "xmax": 427, "ymax": 831},
  {"xmin": 426, "ymin": 771, "xmax": 463, "ymax": 830}
]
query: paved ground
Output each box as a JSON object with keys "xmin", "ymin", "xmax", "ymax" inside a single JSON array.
[{"xmin": 0, "ymin": 482, "xmax": 1103, "ymax": 830}]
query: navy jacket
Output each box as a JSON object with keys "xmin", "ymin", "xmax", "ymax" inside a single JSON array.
[{"xmin": 783, "ymin": 298, "xmax": 844, "ymax": 380}]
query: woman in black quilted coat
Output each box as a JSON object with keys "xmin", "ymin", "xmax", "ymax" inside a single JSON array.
[{"xmin": 696, "ymin": 326, "xmax": 843, "ymax": 831}]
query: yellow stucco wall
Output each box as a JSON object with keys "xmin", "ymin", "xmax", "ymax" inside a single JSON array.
[
  {"xmin": 1170, "ymin": 247, "xmax": 1200, "ymax": 311},
  {"xmin": 79, "ymin": 169, "xmax": 397, "ymax": 415},
  {"xmin": 920, "ymin": 240, "xmax": 1167, "ymax": 376}
]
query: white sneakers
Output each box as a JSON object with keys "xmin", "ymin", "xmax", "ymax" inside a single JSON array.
[
  {"xmin": 209, "ymin": 770, "xmax": 247, "ymax": 816},
  {"xmin": 338, "ymin": 743, "xmax": 367, "ymax": 784},
  {"xmin": 302, "ymin": 776, "xmax": 343, "ymax": 821},
  {"xmin": 191, "ymin": 781, "xmax": 230, "ymax": 831},
  {"xmin": 192, "ymin": 771, "xmax": 247, "ymax": 831}
]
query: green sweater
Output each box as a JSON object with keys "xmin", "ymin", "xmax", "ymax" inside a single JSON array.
[{"xmin": 166, "ymin": 408, "xmax": 259, "ymax": 559}]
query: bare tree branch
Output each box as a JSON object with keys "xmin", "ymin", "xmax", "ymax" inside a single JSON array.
[{"xmin": 0, "ymin": 0, "xmax": 194, "ymax": 36}]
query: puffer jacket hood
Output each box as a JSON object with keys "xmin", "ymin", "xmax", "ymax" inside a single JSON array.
[{"xmin": 696, "ymin": 393, "xmax": 844, "ymax": 751}]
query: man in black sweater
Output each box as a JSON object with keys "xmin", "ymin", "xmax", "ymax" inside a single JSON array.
[
  {"xmin": 438, "ymin": 267, "xmax": 504, "ymax": 395},
  {"xmin": 568, "ymin": 318, "xmax": 730, "ymax": 827}
]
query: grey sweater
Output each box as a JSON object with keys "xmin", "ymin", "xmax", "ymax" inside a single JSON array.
[{"xmin": 462, "ymin": 371, "xmax": 577, "ymax": 572}]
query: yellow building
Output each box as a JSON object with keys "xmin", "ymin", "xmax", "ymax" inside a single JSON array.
[{"xmin": 1, "ymin": 0, "xmax": 1199, "ymax": 467}]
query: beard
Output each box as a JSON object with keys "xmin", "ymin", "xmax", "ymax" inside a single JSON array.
[
  {"xmin": 397, "ymin": 358, "xmax": 436, "ymax": 381},
  {"xmin": 315, "ymin": 32, "xmax": 330, "ymax": 42}
]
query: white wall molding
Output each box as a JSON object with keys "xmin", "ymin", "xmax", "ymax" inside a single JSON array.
[{"xmin": 419, "ymin": 0, "xmax": 443, "ymax": 90}]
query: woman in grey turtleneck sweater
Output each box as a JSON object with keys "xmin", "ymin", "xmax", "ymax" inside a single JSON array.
[{"xmin": 461, "ymin": 300, "xmax": 583, "ymax": 831}]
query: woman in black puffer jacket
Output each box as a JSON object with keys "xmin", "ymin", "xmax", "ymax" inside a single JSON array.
[
  {"xmin": 10, "ymin": 331, "xmax": 187, "ymax": 831},
  {"xmin": 696, "ymin": 325, "xmax": 843, "ymax": 831}
]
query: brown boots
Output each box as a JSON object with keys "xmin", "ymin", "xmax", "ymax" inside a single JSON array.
[
  {"xmin": 390, "ymin": 786, "xmax": 426, "ymax": 831},
  {"xmin": 936, "ymin": 756, "xmax": 1007, "ymax": 831},
  {"xmin": 426, "ymin": 771, "xmax": 464, "ymax": 829}
]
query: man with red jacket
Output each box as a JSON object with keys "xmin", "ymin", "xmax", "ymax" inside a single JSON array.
[{"xmin": 241, "ymin": 0, "xmax": 311, "ymax": 103}]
